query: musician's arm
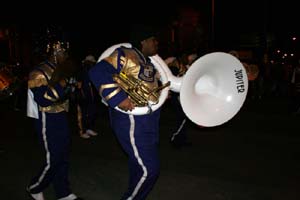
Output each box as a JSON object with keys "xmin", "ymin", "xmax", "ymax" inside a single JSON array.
[
  {"xmin": 28, "ymin": 71, "xmax": 66, "ymax": 107},
  {"xmin": 88, "ymin": 60, "xmax": 128, "ymax": 108}
]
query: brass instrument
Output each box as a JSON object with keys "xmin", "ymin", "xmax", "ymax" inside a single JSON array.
[
  {"xmin": 112, "ymin": 72, "xmax": 170, "ymax": 107},
  {"xmin": 99, "ymin": 43, "xmax": 248, "ymax": 127}
]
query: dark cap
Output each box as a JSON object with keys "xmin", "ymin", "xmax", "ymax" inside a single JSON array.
[{"xmin": 129, "ymin": 24, "xmax": 158, "ymax": 47}]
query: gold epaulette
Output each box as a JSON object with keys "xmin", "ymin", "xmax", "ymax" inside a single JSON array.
[
  {"xmin": 104, "ymin": 50, "xmax": 119, "ymax": 70},
  {"xmin": 39, "ymin": 100, "xmax": 69, "ymax": 113},
  {"xmin": 103, "ymin": 48, "xmax": 139, "ymax": 70},
  {"xmin": 28, "ymin": 70, "xmax": 48, "ymax": 88},
  {"xmin": 28, "ymin": 62, "xmax": 55, "ymax": 88}
]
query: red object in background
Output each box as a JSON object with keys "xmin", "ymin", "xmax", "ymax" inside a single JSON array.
[
  {"xmin": 0, "ymin": 30, "xmax": 4, "ymax": 39},
  {"xmin": 0, "ymin": 29, "xmax": 9, "ymax": 40}
]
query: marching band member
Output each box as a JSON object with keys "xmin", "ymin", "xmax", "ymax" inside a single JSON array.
[
  {"xmin": 165, "ymin": 51, "xmax": 198, "ymax": 148},
  {"xmin": 89, "ymin": 25, "xmax": 161, "ymax": 200},
  {"xmin": 26, "ymin": 39, "xmax": 83, "ymax": 200}
]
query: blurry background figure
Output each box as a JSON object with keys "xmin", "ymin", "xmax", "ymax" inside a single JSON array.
[
  {"xmin": 165, "ymin": 51, "xmax": 197, "ymax": 148},
  {"xmin": 229, "ymin": 50, "xmax": 262, "ymax": 100},
  {"xmin": 290, "ymin": 59, "xmax": 300, "ymax": 114},
  {"xmin": 186, "ymin": 53, "xmax": 198, "ymax": 69},
  {"xmin": 244, "ymin": 62, "xmax": 261, "ymax": 99},
  {"xmin": 76, "ymin": 54, "xmax": 100, "ymax": 139},
  {"xmin": 228, "ymin": 50, "xmax": 239, "ymax": 59}
]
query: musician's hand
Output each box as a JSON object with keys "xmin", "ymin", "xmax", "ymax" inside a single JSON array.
[{"xmin": 118, "ymin": 98, "xmax": 135, "ymax": 111}]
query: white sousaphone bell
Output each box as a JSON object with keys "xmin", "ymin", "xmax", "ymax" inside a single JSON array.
[{"xmin": 98, "ymin": 43, "xmax": 248, "ymax": 127}]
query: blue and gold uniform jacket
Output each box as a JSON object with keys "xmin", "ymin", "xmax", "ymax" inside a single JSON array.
[
  {"xmin": 89, "ymin": 46, "xmax": 159, "ymax": 108},
  {"xmin": 27, "ymin": 61, "xmax": 69, "ymax": 118}
]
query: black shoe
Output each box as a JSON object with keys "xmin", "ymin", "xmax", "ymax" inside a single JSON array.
[
  {"xmin": 170, "ymin": 140, "xmax": 192, "ymax": 149},
  {"xmin": 182, "ymin": 141, "xmax": 192, "ymax": 147},
  {"xmin": 170, "ymin": 140, "xmax": 183, "ymax": 149}
]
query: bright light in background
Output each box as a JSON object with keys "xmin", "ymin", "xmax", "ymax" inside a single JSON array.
[
  {"xmin": 291, "ymin": 53, "xmax": 294, "ymax": 56},
  {"xmin": 292, "ymin": 37, "xmax": 297, "ymax": 41},
  {"xmin": 277, "ymin": 50, "xmax": 281, "ymax": 53}
]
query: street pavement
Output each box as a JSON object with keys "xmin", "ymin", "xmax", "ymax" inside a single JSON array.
[{"xmin": 1, "ymin": 95, "xmax": 300, "ymax": 200}]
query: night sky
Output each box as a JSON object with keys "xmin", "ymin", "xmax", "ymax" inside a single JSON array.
[
  {"xmin": 1, "ymin": 0, "xmax": 300, "ymax": 60},
  {"xmin": 2, "ymin": 0, "xmax": 299, "ymax": 33}
]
